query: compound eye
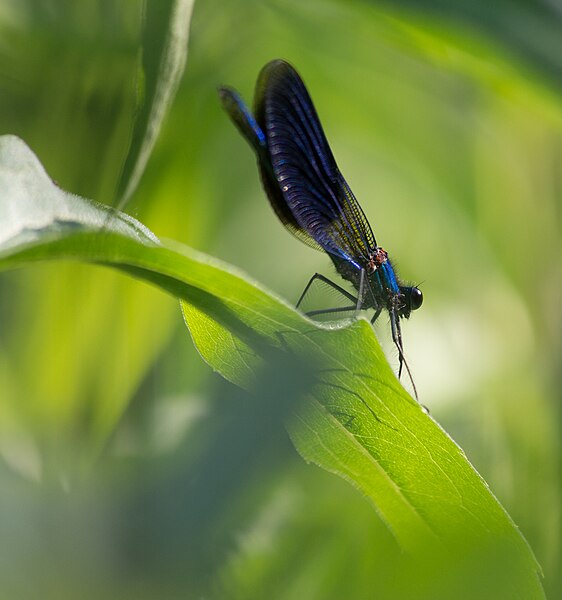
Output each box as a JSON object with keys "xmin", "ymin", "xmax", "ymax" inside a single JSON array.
[{"xmin": 410, "ymin": 287, "xmax": 423, "ymax": 310}]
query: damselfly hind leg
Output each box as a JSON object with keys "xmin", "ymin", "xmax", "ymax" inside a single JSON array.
[{"xmin": 296, "ymin": 273, "xmax": 359, "ymax": 319}]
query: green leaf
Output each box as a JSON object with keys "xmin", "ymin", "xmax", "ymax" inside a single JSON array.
[
  {"xmin": 0, "ymin": 135, "xmax": 544, "ymax": 598},
  {"xmin": 115, "ymin": 0, "xmax": 195, "ymax": 208}
]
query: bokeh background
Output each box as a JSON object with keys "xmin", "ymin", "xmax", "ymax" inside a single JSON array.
[{"xmin": 0, "ymin": 0, "xmax": 560, "ymax": 598}]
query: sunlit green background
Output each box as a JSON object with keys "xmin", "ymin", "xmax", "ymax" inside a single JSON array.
[{"xmin": 0, "ymin": 0, "xmax": 560, "ymax": 598}]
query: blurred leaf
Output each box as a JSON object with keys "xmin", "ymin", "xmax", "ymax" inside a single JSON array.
[
  {"xmin": 372, "ymin": 0, "xmax": 562, "ymax": 93},
  {"xmin": 0, "ymin": 1, "xmax": 189, "ymax": 473},
  {"xmin": 115, "ymin": 0, "xmax": 195, "ymax": 208},
  {"xmin": 0, "ymin": 135, "xmax": 545, "ymax": 597}
]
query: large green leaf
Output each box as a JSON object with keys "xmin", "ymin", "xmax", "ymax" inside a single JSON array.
[{"xmin": 0, "ymin": 135, "xmax": 544, "ymax": 598}]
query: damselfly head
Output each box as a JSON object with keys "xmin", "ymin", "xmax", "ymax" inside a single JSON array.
[{"xmin": 399, "ymin": 286, "xmax": 423, "ymax": 318}]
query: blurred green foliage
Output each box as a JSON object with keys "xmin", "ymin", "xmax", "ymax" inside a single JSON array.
[{"xmin": 0, "ymin": 0, "xmax": 560, "ymax": 598}]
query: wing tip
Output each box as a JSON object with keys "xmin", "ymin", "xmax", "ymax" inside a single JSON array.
[
  {"xmin": 218, "ymin": 85, "xmax": 266, "ymax": 151},
  {"xmin": 258, "ymin": 59, "xmax": 299, "ymax": 85}
]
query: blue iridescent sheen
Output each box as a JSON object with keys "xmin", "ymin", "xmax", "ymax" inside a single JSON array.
[{"xmin": 219, "ymin": 60, "xmax": 423, "ymax": 396}]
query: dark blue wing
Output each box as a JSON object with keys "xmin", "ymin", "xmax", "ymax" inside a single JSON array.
[
  {"xmin": 219, "ymin": 85, "xmax": 321, "ymax": 251},
  {"xmin": 255, "ymin": 60, "xmax": 377, "ymax": 267}
]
